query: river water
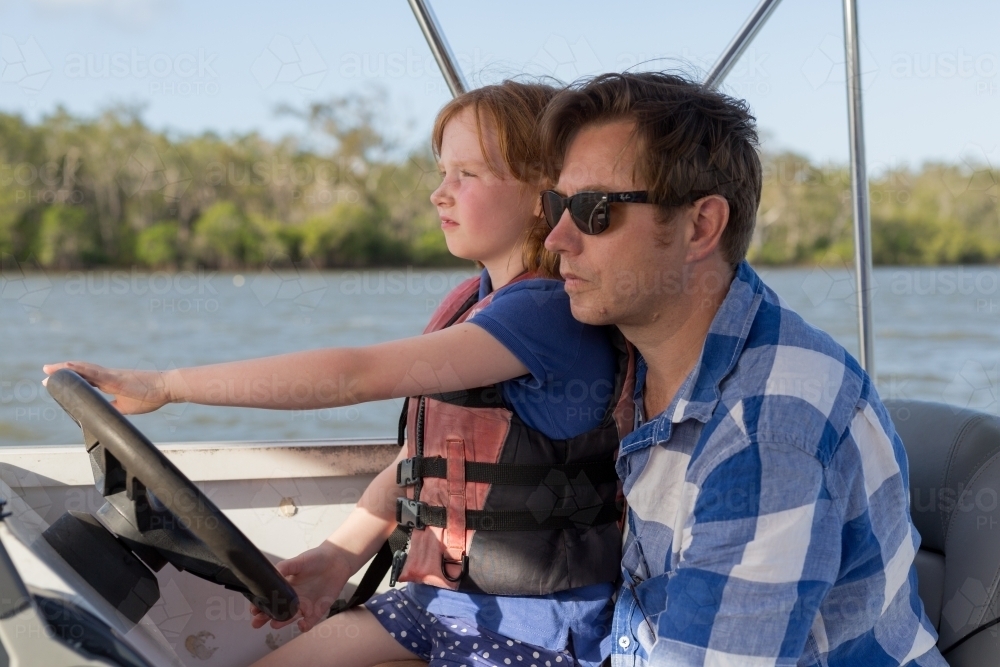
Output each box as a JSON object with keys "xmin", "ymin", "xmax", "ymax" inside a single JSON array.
[{"xmin": 2, "ymin": 265, "xmax": 998, "ymax": 447}]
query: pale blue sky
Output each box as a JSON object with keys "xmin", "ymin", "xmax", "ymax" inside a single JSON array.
[{"xmin": 1, "ymin": 0, "xmax": 998, "ymax": 170}]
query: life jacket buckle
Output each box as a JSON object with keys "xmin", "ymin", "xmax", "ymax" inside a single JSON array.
[
  {"xmin": 397, "ymin": 456, "xmax": 421, "ymax": 486},
  {"xmin": 396, "ymin": 498, "xmax": 426, "ymax": 529},
  {"xmin": 389, "ymin": 549, "xmax": 408, "ymax": 586},
  {"xmin": 440, "ymin": 553, "xmax": 468, "ymax": 583}
]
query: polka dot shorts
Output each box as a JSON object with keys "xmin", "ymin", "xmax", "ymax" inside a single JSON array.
[{"xmin": 365, "ymin": 588, "xmax": 578, "ymax": 667}]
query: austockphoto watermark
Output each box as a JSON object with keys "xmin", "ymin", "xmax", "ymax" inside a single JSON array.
[
  {"xmin": 338, "ymin": 47, "xmax": 493, "ymax": 81},
  {"xmin": 1, "ymin": 161, "xmax": 85, "ymax": 204},
  {"xmin": 911, "ymin": 485, "xmax": 1000, "ymax": 521},
  {"xmin": 281, "ymin": 377, "xmax": 620, "ymax": 432},
  {"xmin": 1, "ymin": 379, "xmax": 70, "ymax": 423},
  {"xmin": 8, "ymin": 619, "xmax": 86, "ymax": 641},
  {"xmin": 11, "ymin": 188, "xmax": 84, "ymax": 205},
  {"xmin": 63, "ymin": 49, "xmax": 220, "ymax": 96},
  {"xmin": 607, "ymin": 267, "xmax": 738, "ymax": 300},
  {"xmin": 975, "ymin": 299, "xmax": 1000, "ymax": 315},
  {"xmin": 337, "ymin": 268, "xmax": 475, "ymax": 297},
  {"xmin": 203, "ymin": 596, "xmax": 360, "ymax": 638},
  {"xmin": 63, "ymin": 268, "xmax": 223, "ymax": 313},
  {"xmin": 203, "ymin": 158, "xmax": 370, "ymax": 190},
  {"xmin": 761, "ymin": 156, "xmax": 912, "ymax": 193},
  {"xmin": 8, "ymin": 406, "xmax": 74, "ymax": 423},
  {"xmin": 889, "ymin": 268, "xmax": 1000, "ymax": 297},
  {"xmin": 199, "ymin": 374, "xmax": 361, "ymax": 407},
  {"xmin": 890, "ymin": 50, "xmax": 998, "ymax": 80},
  {"xmin": 977, "ymin": 81, "xmax": 999, "ymax": 95},
  {"xmin": 289, "ymin": 406, "xmax": 361, "ymax": 422},
  {"xmin": 841, "ymin": 187, "xmax": 911, "ymax": 205},
  {"xmin": 30, "ymin": 485, "xmax": 223, "ymax": 518},
  {"xmin": 62, "ymin": 268, "xmax": 220, "ymax": 297},
  {"xmin": 149, "ymin": 298, "xmax": 219, "ymax": 313},
  {"xmin": 616, "ymin": 47, "xmax": 771, "ymax": 96}
]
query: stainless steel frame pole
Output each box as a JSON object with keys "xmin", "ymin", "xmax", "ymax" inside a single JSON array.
[
  {"xmin": 703, "ymin": 0, "xmax": 782, "ymax": 89},
  {"xmin": 843, "ymin": 0, "xmax": 875, "ymax": 376},
  {"xmin": 407, "ymin": 0, "xmax": 468, "ymax": 98}
]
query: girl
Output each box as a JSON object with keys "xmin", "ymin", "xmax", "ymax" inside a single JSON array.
[{"xmin": 43, "ymin": 81, "xmax": 632, "ymax": 667}]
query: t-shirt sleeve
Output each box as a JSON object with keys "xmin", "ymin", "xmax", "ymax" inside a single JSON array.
[
  {"xmin": 468, "ymin": 279, "xmax": 589, "ymax": 388},
  {"xmin": 465, "ymin": 279, "xmax": 618, "ymax": 440}
]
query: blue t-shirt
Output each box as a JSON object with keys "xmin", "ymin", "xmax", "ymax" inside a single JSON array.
[{"xmin": 405, "ymin": 270, "xmax": 618, "ymax": 666}]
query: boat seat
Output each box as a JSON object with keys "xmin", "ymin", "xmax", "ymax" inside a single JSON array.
[{"xmin": 886, "ymin": 399, "xmax": 1000, "ymax": 666}]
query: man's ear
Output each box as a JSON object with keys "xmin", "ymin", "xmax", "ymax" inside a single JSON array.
[{"xmin": 686, "ymin": 195, "xmax": 729, "ymax": 263}]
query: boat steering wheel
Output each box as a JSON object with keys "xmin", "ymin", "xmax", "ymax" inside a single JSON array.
[{"xmin": 45, "ymin": 369, "xmax": 298, "ymax": 622}]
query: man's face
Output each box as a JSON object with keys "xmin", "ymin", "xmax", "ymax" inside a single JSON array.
[{"xmin": 544, "ymin": 120, "xmax": 687, "ymax": 327}]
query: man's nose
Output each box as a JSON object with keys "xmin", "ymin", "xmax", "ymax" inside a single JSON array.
[{"xmin": 544, "ymin": 209, "xmax": 583, "ymax": 256}]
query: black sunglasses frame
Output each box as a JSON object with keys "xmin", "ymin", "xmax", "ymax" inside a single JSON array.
[{"xmin": 541, "ymin": 190, "xmax": 649, "ymax": 235}]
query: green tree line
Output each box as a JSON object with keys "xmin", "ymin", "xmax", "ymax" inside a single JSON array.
[
  {"xmin": 754, "ymin": 152, "xmax": 1000, "ymax": 265},
  {"xmin": 1, "ymin": 97, "xmax": 997, "ymax": 269}
]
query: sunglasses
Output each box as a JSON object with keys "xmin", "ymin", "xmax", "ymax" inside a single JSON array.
[{"xmin": 541, "ymin": 190, "xmax": 649, "ymax": 235}]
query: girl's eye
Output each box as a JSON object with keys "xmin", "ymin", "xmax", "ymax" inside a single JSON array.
[{"xmin": 460, "ymin": 170, "xmax": 476, "ymax": 177}]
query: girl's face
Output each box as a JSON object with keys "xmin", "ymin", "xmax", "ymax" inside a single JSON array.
[{"xmin": 430, "ymin": 107, "xmax": 537, "ymax": 275}]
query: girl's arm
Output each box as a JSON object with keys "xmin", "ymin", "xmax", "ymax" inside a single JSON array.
[
  {"xmin": 42, "ymin": 323, "xmax": 528, "ymax": 414},
  {"xmin": 250, "ymin": 445, "xmax": 410, "ymax": 631}
]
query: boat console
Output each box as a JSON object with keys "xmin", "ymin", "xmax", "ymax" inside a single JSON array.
[{"xmin": 0, "ymin": 369, "xmax": 390, "ymax": 666}]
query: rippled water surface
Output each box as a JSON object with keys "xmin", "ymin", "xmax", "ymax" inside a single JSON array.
[{"xmin": 2, "ymin": 266, "xmax": 998, "ymax": 446}]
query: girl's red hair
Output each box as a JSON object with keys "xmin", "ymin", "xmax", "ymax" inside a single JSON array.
[{"xmin": 432, "ymin": 80, "xmax": 561, "ymax": 278}]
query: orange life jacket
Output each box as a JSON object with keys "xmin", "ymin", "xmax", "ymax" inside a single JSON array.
[{"xmin": 392, "ymin": 273, "xmax": 636, "ymax": 595}]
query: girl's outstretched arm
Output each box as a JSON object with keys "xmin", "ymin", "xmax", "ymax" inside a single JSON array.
[{"xmin": 42, "ymin": 322, "xmax": 528, "ymax": 414}]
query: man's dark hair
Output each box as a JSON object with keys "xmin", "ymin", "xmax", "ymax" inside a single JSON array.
[{"xmin": 540, "ymin": 72, "xmax": 762, "ymax": 265}]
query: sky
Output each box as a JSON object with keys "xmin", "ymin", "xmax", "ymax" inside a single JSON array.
[{"xmin": 0, "ymin": 0, "xmax": 998, "ymax": 172}]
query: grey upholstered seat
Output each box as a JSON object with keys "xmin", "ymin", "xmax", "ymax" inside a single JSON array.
[{"xmin": 885, "ymin": 399, "xmax": 1000, "ymax": 666}]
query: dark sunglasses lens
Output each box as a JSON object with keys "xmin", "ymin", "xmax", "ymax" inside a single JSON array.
[
  {"xmin": 541, "ymin": 191, "xmax": 564, "ymax": 229},
  {"xmin": 569, "ymin": 192, "xmax": 608, "ymax": 235}
]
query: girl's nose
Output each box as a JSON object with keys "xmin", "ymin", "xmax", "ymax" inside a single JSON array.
[{"xmin": 430, "ymin": 174, "xmax": 453, "ymax": 207}]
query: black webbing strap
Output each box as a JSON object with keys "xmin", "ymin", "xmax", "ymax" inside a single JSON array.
[
  {"xmin": 443, "ymin": 290, "xmax": 481, "ymax": 328},
  {"xmin": 424, "ymin": 385, "xmax": 504, "ymax": 408},
  {"xmin": 398, "ymin": 456, "xmax": 619, "ymax": 487},
  {"xmin": 396, "ymin": 397, "xmax": 409, "ymax": 447},
  {"xmin": 328, "ymin": 527, "xmax": 410, "ymax": 617},
  {"xmin": 398, "ymin": 500, "xmax": 621, "ymax": 532}
]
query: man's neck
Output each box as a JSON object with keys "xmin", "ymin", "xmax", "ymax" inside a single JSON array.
[{"xmin": 622, "ymin": 263, "xmax": 733, "ymax": 420}]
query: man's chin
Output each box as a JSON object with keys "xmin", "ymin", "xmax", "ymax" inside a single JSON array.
[{"xmin": 567, "ymin": 296, "xmax": 614, "ymax": 326}]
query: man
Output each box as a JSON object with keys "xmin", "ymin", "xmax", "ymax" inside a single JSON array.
[{"xmin": 540, "ymin": 72, "xmax": 946, "ymax": 666}]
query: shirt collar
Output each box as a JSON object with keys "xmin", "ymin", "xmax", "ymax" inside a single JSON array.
[
  {"xmin": 478, "ymin": 268, "xmax": 493, "ymax": 301},
  {"xmin": 623, "ymin": 260, "xmax": 765, "ymax": 453}
]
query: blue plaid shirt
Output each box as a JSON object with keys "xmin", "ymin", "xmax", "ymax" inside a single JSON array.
[{"xmin": 612, "ymin": 261, "xmax": 947, "ymax": 667}]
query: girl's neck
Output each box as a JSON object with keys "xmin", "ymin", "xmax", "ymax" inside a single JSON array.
[{"xmin": 482, "ymin": 254, "xmax": 528, "ymax": 292}]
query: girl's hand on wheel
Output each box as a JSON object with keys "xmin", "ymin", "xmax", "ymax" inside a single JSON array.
[
  {"xmin": 42, "ymin": 361, "xmax": 173, "ymax": 415},
  {"xmin": 250, "ymin": 542, "xmax": 354, "ymax": 632}
]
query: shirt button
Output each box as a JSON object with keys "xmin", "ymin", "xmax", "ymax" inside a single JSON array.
[{"xmin": 618, "ymin": 636, "xmax": 631, "ymax": 649}]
